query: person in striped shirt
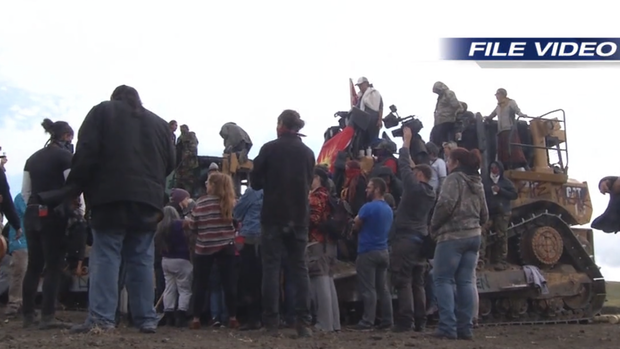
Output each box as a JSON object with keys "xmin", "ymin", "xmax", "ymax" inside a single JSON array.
[{"xmin": 185, "ymin": 172, "xmax": 239, "ymax": 329}]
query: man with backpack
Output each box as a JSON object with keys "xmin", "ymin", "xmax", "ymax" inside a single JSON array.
[{"xmin": 351, "ymin": 177, "xmax": 394, "ymax": 330}]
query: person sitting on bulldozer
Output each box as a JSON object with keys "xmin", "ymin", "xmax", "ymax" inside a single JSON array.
[{"xmin": 220, "ymin": 122, "xmax": 252, "ymax": 164}]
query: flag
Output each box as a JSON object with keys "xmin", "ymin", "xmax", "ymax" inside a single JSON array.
[
  {"xmin": 317, "ymin": 126, "xmax": 355, "ymax": 173},
  {"xmin": 350, "ymin": 78, "xmax": 359, "ymax": 107},
  {"xmin": 317, "ymin": 79, "xmax": 358, "ymax": 172}
]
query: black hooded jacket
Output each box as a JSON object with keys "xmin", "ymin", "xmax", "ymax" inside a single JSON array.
[
  {"xmin": 250, "ymin": 133, "xmax": 315, "ymax": 228},
  {"xmin": 483, "ymin": 161, "xmax": 518, "ymax": 215}
]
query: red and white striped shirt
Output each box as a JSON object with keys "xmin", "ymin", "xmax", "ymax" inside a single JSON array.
[{"xmin": 186, "ymin": 195, "xmax": 235, "ymax": 256}]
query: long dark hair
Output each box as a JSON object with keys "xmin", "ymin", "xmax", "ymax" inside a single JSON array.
[
  {"xmin": 450, "ymin": 147, "xmax": 482, "ymax": 174},
  {"xmin": 41, "ymin": 118, "xmax": 73, "ymax": 147},
  {"xmin": 111, "ymin": 85, "xmax": 145, "ymax": 114},
  {"xmin": 154, "ymin": 206, "xmax": 181, "ymax": 253}
]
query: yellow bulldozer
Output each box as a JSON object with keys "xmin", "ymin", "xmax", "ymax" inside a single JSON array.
[{"xmin": 473, "ymin": 109, "xmax": 605, "ymax": 325}]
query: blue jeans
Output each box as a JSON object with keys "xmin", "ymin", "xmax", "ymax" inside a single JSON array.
[
  {"xmin": 209, "ymin": 266, "xmax": 229, "ymax": 321},
  {"xmin": 86, "ymin": 229, "xmax": 159, "ymax": 329},
  {"xmin": 425, "ymin": 267, "xmax": 436, "ymax": 313},
  {"xmin": 433, "ymin": 235, "xmax": 481, "ymax": 338}
]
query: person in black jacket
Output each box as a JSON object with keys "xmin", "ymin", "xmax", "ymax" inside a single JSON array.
[
  {"xmin": 67, "ymin": 85, "xmax": 175, "ymax": 334},
  {"xmin": 250, "ymin": 109, "xmax": 315, "ymax": 338},
  {"xmin": 482, "ymin": 161, "xmax": 517, "ymax": 270},
  {"xmin": 21, "ymin": 118, "xmax": 75, "ymax": 330}
]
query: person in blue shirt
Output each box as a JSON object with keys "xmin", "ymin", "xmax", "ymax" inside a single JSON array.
[
  {"xmin": 352, "ymin": 177, "xmax": 394, "ymax": 330},
  {"xmin": 5, "ymin": 192, "xmax": 27, "ymax": 316}
]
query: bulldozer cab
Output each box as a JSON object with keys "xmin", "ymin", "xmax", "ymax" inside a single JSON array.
[
  {"xmin": 472, "ymin": 109, "xmax": 592, "ymax": 226},
  {"xmin": 165, "ymin": 153, "xmax": 252, "ymax": 199}
]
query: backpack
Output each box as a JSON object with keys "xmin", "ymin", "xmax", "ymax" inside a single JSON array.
[{"xmin": 321, "ymin": 195, "xmax": 354, "ymax": 241}]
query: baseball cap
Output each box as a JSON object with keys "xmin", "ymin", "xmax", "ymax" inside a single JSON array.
[{"xmin": 356, "ymin": 77, "xmax": 369, "ymax": 85}]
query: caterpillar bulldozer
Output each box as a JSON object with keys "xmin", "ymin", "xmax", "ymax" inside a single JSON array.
[
  {"xmin": 324, "ymin": 107, "xmax": 606, "ymax": 326},
  {"xmin": 471, "ymin": 109, "xmax": 605, "ymax": 325}
]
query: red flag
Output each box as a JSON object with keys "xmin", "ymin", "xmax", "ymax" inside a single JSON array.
[
  {"xmin": 317, "ymin": 126, "xmax": 355, "ymax": 173},
  {"xmin": 350, "ymin": 78, "xmax": 359, "ymax": 108},
  {"xmin": 317, "ymin": 79, "xmax": 358, "ymax": 172}
]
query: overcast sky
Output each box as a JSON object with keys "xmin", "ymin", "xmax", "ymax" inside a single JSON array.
[{"xmin": 1, "ymin": 0, "xmax": 619, "ymax": 279}]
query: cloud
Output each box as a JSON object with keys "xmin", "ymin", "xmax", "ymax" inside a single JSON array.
[{"xmin": 0, "ymin": 0, "xmax": 620, "ymax": 279}]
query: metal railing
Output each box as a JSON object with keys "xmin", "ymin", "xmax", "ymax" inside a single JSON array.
[{"xmin": 508, "ymin": 109, "xmax": 568, "ymax": 173}]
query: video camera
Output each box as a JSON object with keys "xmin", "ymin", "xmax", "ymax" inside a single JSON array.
[
  {"xmin": 382, "ymin": 105, "xmax": 424, "ymax": 138},
  {"xmin": 333, "ymin": 111, "xmax": 350, "ymax": 129}
]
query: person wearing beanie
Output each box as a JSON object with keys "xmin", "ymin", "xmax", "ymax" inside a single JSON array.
[
  {"xmin": 169, "ymin": 188, "xmax": 191, "ymax": 217},
  {"xmin": 208, "ymin": 163, "xmax": 219, "ymax": 173}
]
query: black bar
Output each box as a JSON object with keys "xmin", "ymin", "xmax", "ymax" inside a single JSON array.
[
  {"xmin": 510, "ymin": 143, "xmax": 567, "ymax": 151},
  {"xmin": 514, "ymin": 115, "xmax": 566, "ymax": 123}
]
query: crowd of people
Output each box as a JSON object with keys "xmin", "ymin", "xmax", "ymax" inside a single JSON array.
[{"xmin": 0, "ymin": 80, "xmax": 540, "ymax": 341}]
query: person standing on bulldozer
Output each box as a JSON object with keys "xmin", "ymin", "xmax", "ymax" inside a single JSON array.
[
  {"xmin": 430, "ymin": 81, "xmax": 463, "ymax": 151},
  {"xmin": 175, "ymin": 124, "xmax": 199, "ymax": 192},
  {"xmin": 355, "ymin": 77, "xmax": 384, "ymax": 146},
  {"xmin": 485, "ymin": 88, "xmax": 529, "ymax": 170}
]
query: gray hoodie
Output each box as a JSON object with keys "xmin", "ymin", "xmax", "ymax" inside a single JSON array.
[{"xmin": 430, "ymin": 169, "xmax": 489, "ymax": 243}]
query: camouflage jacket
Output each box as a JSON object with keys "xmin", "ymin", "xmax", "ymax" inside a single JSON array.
[
  {"xmin": 176, "ymin": 131, "xmax": 199, "ymax": 169},
  {"xmin": 433, "ymin": 81, "xmax": 462, "ymax": 126},
  {"xmin": 430, "ymin": 169, "xmax": 488, "ymax": 243}
]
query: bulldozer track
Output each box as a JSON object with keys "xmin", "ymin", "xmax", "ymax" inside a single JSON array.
[{"xmin": 478, "ymin": 211, "xmax": 606, "ymax": 326}]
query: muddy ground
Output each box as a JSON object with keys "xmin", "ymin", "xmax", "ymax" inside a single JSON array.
[{"xmin": 0, "ymin": 311, "xmax": 618, "ymax": 349}]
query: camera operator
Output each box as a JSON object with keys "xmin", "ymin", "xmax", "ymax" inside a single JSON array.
[{"xmin": 389, "ymin": 127, "xmax": 436, "ymax": 333}]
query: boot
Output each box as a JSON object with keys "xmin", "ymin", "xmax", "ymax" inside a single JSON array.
[
  {"xmin": 23, "ymin": 313, "xmax": 38, "ymax": 329},
  {"xmin": 295, "ymin": 320, "xmax": 312, "ymax": 338},
  {"xmin": 239, "ymin": 320, "xmax": 262, "ymax": 331},
  {"xmin": 414, "ymin": 318, "xmax": 427, "ymax": 332},
  {"xmin": 38, "ymin": 315, "xmax": 72, "ymax": 330},
  {"xmin": 175, "ymin": 310, "xmax": 188, "ymax": 328},
  {"xmin": 166, "ymin": 312, "xmax": 176, "ymax": 326},
  {"xmin": 158, "ymin": 312, "xmax": 175, "ymax": 327}
]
